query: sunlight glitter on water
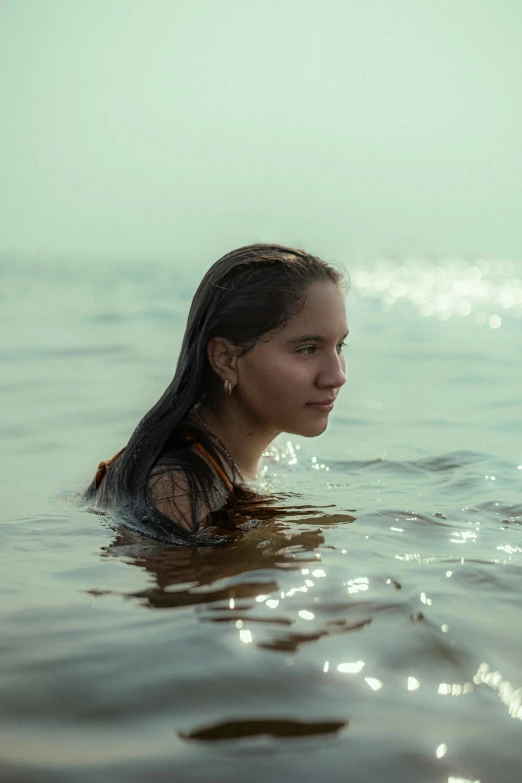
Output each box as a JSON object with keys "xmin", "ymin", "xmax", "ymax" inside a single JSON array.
[
  {"xmin": 407, "ymin": 677, "xmax": 421, "ymax": 691},
  {"xmin": 337, "ymin": 661, "xmax": 365, "ymax": 674},
  {"xmin": 364, "ymin": 677, "xmax": 383, "ymax": 691},
  {"xmin": 474, "ymin": 663, "xmax": 522, "ymax": 720},
  {"xmin": 239, "ymin": 629, "xmax": 252, "ymax": 644},
  {"xmin": 351, "ymin": 257, "xmax": 522, "ymax": 323},
  {"xmin": 448, "ymin": 778, "xmax": 481, "ymax": 783},
  {"xmin": 438, "ymin": 682, "xmax": 474, "ymax": 696}
]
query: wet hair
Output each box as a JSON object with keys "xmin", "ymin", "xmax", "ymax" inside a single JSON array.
[{"xmin": 86, "ymin": 243, "xmax": 345, "ymax": 544}]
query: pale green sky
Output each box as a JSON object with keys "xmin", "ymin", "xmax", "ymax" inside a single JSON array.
[{"xmin": 1, "ymin": 0, "xmax": 521, "ymax": 263}]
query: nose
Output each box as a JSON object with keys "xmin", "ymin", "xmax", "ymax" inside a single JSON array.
[{"xmin": 317, "ymin": 352, "xmax": 346, "ymax": 390}]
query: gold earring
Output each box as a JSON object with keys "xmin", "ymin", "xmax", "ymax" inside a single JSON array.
[{"xmin": 224, "ymin": 379, "xmax": 233, "ymax": 396}]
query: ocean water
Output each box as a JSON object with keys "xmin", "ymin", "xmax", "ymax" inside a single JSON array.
[{"xmin": 1, "ymin": 256, "xmax": 521, "ymax": 783}]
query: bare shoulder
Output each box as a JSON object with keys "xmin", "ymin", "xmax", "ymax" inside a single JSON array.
[{"xmin": 148, "ymin": 463, "xmax": 228, "ymax": 532}]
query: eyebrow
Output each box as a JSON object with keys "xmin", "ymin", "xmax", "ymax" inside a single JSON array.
[{"xmin": 286, "ymin": 331, "xmax": 349, "ymax": 345}]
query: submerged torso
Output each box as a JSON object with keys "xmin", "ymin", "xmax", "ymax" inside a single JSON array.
[{"xmin": 88, "ymin": 417, "xmax": 260, "ymax": 545}]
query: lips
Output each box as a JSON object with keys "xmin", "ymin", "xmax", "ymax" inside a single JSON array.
[{"xmin": 306, "ymin": 398, "xmax": 336, "ymax": 412}]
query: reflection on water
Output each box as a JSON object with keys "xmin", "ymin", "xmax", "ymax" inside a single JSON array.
[
  {"xmin": 180, "ymin": 717, "xmax": 348, "ymax": 741},
  {"xmin": 73, "ymin": 449, "xmax": 521, "ymax": 783},
  {"xmin": 474, "ymin": 662, "xmax": 522, "ymax": 721},
  {"xmin": 1, "ymin": 259, "xmax": 522, "ymax": 782},
  {"xmin": 352, "ymin": 257, "xmax": 522, "ymax": 323},
  {"xmin": 100, "ymin": 522, "xmax": 327, "ymax": 612}
]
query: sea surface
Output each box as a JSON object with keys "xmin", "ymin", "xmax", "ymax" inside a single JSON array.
[{"xmin": 1, "ymin": 255, "xmax": 521, "ymax": 783}]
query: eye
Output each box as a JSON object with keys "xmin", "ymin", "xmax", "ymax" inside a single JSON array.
[
  {"xmin": 295, "ymin": 345, "xmax": 316, "ymax": 355},
  {"xmin": 336, "ymin": 341, "xmax": 347, "ymax": 354}
]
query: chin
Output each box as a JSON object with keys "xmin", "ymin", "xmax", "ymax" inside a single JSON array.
[{"xmin": 292, "ymin": 418, "xmax": 330, "ymax": 438}]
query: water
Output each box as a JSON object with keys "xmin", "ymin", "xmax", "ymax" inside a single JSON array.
[{"xmin": 1, "ymin": 256, "xmax": 521, "ymax": 783}]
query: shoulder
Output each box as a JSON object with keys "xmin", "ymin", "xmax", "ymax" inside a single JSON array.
[{"xmin": 148, "ymin": 456, "xmax": 230, "ymax": 533}]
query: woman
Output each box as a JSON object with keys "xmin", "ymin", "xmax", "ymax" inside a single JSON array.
[{"xmin": 86, "ymin": 243, "xmax": 348, "ymax": 545}]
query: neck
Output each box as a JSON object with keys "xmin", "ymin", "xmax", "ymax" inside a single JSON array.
[{"xmin": 196, "ymin": 401, "xmax": 278, "ymax": 482}]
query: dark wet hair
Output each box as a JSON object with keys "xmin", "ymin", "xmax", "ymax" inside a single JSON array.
[{"xmin": 86, "ymin": 243, "xmax": 344, "ymax": 544}]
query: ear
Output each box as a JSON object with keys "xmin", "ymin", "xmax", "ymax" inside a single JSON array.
[{"xmin": 206, "ymin": 337, "xmax": 240, "ymax": 385}]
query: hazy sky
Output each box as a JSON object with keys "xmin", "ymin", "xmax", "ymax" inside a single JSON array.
[{"xmin": 1, "ymin": 0, "xmax": 521, "ymax": 263}]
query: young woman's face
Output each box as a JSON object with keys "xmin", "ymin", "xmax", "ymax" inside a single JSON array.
[{"xmin": 236, "ymin": 280, "xmax": 348, "ymax": 437}]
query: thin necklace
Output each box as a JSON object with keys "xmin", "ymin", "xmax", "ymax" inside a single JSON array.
[{"xmin": 193, "ymin": 408, "xmax": 246, "ymax": 485}]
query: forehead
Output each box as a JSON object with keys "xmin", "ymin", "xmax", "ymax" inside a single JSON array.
[{"xmin": 280, "ymin": 280, "xmax": 347, "ymax": 338}]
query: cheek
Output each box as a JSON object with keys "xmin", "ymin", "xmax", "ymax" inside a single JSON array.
[{"xmin": 243, "ymin": 354, "xmax": 309, "ymax": 404}]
